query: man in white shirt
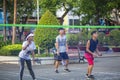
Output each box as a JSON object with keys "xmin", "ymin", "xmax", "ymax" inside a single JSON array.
[{"xmin": 54, "ymin": 28, "xmax": 71, "ymax": 73}]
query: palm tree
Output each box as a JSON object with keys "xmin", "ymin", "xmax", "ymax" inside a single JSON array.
[{"xmin": 12, "ymin": 0, "xmax": 17, "ymax": 44}]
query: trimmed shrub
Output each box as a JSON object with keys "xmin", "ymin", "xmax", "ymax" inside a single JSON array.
[
  {"xmin": 0, "ymin": 40, "xmax": 12, "ymax": 48},
  {"xmin": 67, "ymin": 34, "xmax": 80, "ymax": 46},
  {"xmin": 34, "ymin": 10, "xmax": 60, "ymax": 54},
  {"xmin": 0, "ymin": 44, "xmax": 22, "ymax": 56}
]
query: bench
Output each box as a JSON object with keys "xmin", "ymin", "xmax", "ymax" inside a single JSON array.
[
  {"xmin": 35, "ymin": 46, "xmax": 86, "ymax": 64},
  {"xmin": 67, "ymin": 46, "xmax": 85, "ymax": 63},
  {"xmin": 77, "ymin": 46, "xmax": 86, "ymax": 63},
  {"xmin": 68, "ymin": 46, "xmax": 79, "ymax": 60}
]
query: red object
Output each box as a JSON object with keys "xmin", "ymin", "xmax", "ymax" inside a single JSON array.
[
  {"xmin": 84, "ymin": 52, "xmax": 94, "ymax": 65},
  {"xmin": 112, "ymin": 48, "xmax": 120, "ymax": 52}
]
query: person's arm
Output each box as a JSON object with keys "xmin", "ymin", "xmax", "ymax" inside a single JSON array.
[
  {"xmin": 22, "ymin": 41, "xmax": 30, "ymax": 50},
  {"xmin": 32, "ymin": 51, "xmax": 35, "ymax": 60},
  {"xmin": 95, "ymin": 48, "xmax": 102, "ymax": 56},
  {"xmin": 32, "ymin": 42, "xmax": 36, "ymax": 64},
  {"xmin": 55, "ymin": 37, "xmax": 60, "ymax": 55},
  {"xmin": 56, "ymin": 42, "xmax": 59, "ymax": 55},
  {"xmin": 66, "ymin": 43, "xmax": 69, "ymax": 53},
  {"xmin": 31, "ymin": 50, "xmax": 35, "ymax": 64},
  {"xmin": 86, "ymin": 40, "xmax": 97, "ymax": 56}
]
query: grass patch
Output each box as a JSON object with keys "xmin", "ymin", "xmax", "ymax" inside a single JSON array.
[{"xmin": 35, "ymin": 53, "xmax": 54, "ymax": 57}]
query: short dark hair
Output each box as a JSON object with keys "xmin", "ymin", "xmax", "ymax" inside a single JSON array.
[
  {"xmin": 58, "ymin": 28, "xmax": 64, "ymax": 31},
  {"xmin": 91, "ymin": 31, "xmax": 97, "ymax": 35}
]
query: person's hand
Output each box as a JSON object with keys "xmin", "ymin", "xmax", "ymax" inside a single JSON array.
[
  {"xmin": 27, "ymin": 41, "xmax": 31, "ymax": 46},
  {"xmin": 32, "ymin": 58, "xmax": 35, "ymax": 65},
  {"xmin": 32, "ymin": 60, "xmax": 35, "ymax": 65},
  {"xmin": 66, "ymin": 48, "xmax": 69, "ymax": 53},
  {"xmin": 92, "ymin": 53, "xmax": 98, "ymax": 57},
  {"xmin": 98, "ymin": 53, "xmax": 102, "ymax": 56},
  {"xmin": 56, "ymin": 51, "xmax": 59, "ymax": 55}
]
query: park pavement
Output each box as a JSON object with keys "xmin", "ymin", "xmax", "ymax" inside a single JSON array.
[
  {"xmin": 0, "ymin": 56, "xmax": 120, "ymax": 80},
  {"xmin": 0, "ymin": 52, "xmax": 120, "ymax": 64},
  {"xmin": 0, "ymin": 52, "xmax": 120, "ymax": 80}
]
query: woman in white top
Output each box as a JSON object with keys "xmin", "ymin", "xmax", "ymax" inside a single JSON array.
[{"xmin": 19, "ymin": 33, "xmax": 37, "ymax": 80}]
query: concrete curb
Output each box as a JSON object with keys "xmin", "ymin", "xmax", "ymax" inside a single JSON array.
[{"xmin": 0, "ymin": 53, "xmax": 120, "ymax": 64}]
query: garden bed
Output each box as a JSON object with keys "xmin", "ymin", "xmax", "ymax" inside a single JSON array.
[
  {"xmin": 112, "ymin": 48, "xmax": 120, "ymax": 52},
  {"xmin": 98, "ymin": 46, "xmax": 109, "ymax": 51}
]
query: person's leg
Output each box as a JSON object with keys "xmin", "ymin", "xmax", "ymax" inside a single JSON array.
[
  {"xmin": 26, "ymin": 60, "xmax": 36, "ymax": 80},
  {"xmin": 54, "ymin": 60, "xmax": 60, "ymax": 73},
  {"xmin": 86, "ymin": 57, "xmax": 94, "ymax": 78},
  {"xmin": 87, "ymin": 65, "xmax": 94, "ymax": 76},
  {"xmin": 64, "ymin": 59, "xmax": 69, "ymax": 69},
  {"xmin": 63, "ymin": 52, "xmax": 71, "ymax": 72},
  {"xmin": 19, "ymin": 58, "xmax": 25, "ymax": 80}
]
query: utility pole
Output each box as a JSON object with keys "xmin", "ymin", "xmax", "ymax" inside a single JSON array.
[
  {"xmin": 37, "ymin": 0, "xmax": 39, "ymax": 24},
  {"xmin": 37, "ymin": 0, "xmax": 40, "ymax": 54}
]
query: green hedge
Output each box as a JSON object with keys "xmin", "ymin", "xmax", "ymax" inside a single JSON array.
[
  {"xmin": 35, "ymin": 53, "xmax": 54, "ymax": 57},
  {"xmin": 0, "ymin": 44, "xmax": 22, "ymax": 56},
  {"xmin": 0, "ymin": 40, "xmax": 12, "ymax": 48}
]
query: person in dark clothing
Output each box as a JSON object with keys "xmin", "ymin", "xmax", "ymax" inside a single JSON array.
[{"xmin": 84, "ymin": 31, "xmax": 102, "ymax": 79}]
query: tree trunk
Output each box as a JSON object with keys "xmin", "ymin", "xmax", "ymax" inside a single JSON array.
[
  {"xmin": 95, "ymin": 14, "xmax": 100, "ymax": 25},
  {"xmin": 60, "ymin": 8, "xmax": 71, "ymax": 25},
  {"xmin": 115, "ymin": 9, "xmax": 119, "ymax": 25},
  {"xmin": 45, "ymin": 48, "xmax": 50, "ymax": 57},
  {"xmin": 12, "ymin": 0, "xmax": 17, "ymax": 44},
  {"xmin": 38, "ymin": 46, "xmax": 40, "ymax": 54},
  {"xmin": 3, "ymin": 0, "xmax": 7, "ymax": 42}
]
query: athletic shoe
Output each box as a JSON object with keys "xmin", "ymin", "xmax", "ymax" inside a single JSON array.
[
  {"xmin": 87, "ymin": 75, "xmax": 94, "ymax": 79},
  {"xmin": 86, "ymin": 74, "xmax": 94, "ymax": 78},
  {"xmin": 64, "ymin": 69, "xmax": 71, "ymax": 72},
  {"xmin": 55, "ymin": 70, "xmax": 59, "ymax": 73},
  {"xmin": 86, "ymin": 74, "xmax": 88, "ymax": 77}
]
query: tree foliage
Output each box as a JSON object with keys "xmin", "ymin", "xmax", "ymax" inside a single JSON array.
[
  {"xmin": 34, "ymin": 10, "xmax": 60, "ymax": 52},
  {"xmin": 39, "ymin": 0, "xmax": 77, "ymax": 24},
  {"xmin": 73, "ymin": 0, "xmax": 120, "ymax": 25},
  {"xmin": 39, "ymin": 0, "xmax": 120, "ymax": 25},
  {"xmin": 0, "ymin": 0, "xmax": 36, "ymax": 23},
  {"xmin": 109, "ymin": 29, "xmax": 120, "ymax": 46}
]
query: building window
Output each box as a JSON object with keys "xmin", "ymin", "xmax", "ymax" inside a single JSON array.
[{"xmin": 69, "ymin": 19, "xmax": 80, "ymax": 25}]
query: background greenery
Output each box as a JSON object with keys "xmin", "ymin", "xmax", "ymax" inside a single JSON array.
[
  {"xmin": 0, "ymin": 44, "xmax": 21, "ymax": 56},
  {"xmin": 0, "ymin": 29, "xmax": 120, "ymax": 56},
  {"xmin": 67, "ymin": 29, "xmax": 120, "ymax": 47},
  {"xmin": 34, "ymin": 10, "xmax": 60, "ymax": 56}
]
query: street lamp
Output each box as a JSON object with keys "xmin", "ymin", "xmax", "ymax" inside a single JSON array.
[
  {"xmin": 36, "ymin": 0, "xmax": 40, "ymax": 54},
  {"xmin": 37, "ymin": 0, "xmax": 39, "ymax": 24}
]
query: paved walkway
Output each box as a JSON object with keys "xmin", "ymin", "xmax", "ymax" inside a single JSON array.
[
  {"xmin": 0, "ymin": 52, "xmax": 120, "ymax": 64},
  {"xmin": 0, "ymin": 57, "xmax": 120, "ymax": 80}
]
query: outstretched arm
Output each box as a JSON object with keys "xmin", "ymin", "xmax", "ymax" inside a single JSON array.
[{"xmin": 95, "ymin": 48, "xmax": 102, "ymax": 56}]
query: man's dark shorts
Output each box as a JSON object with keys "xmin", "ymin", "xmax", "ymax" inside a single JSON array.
[
  {"xmin": 60, "ymin": 52, "xmax": 69, "ymax": 60},
  {"xmin": 54, "ymin": 52, "xmax": 69, "ymax": 61}
]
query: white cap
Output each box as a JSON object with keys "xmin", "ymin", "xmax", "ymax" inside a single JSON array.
[{"xmin": 26, "ymin": 33, "xmax": 34, "ymax": 40}]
